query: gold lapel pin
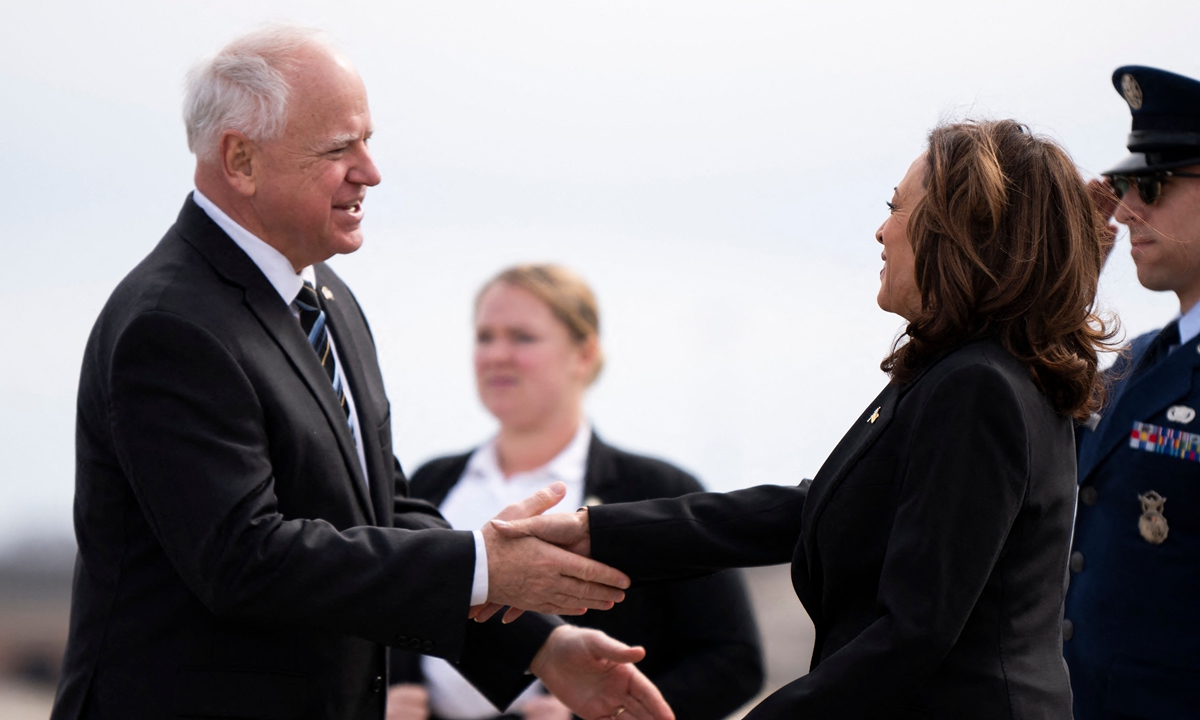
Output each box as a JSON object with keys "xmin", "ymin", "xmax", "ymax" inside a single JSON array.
[
  {"xmin": 321, "ymin": 286, "xmax": 334, "ymax": 301},
  {"xmin": 868, "ymin": 407, "xmax": 881, "ymax": 424}
]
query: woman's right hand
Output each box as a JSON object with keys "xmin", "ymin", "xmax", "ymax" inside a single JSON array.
[{"xmin": 386, "ymin": 683, "xmax": 430, "ymax": 720}]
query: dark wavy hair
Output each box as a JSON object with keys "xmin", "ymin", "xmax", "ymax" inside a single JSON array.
[{"xmin": 881, "ymin": 120, "xmax": 1117, "ymax": 420}]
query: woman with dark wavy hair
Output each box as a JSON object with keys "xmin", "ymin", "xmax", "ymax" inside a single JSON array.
[{"xmin": 495, "ymin": 119, "xmax": 1114, "ymax": 719}]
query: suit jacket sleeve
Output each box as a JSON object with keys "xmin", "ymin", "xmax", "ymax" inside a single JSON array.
[
  {"xmin": 746, "ymin": 363, "xmax": 1031, "ymax": 719},
  {"xmin": 589, "ymin": 484, "xmax": 808, "ymax": 583},
  {"xmin": 109, "ymin": 310, "xmax": 478, "ymax": 657}
]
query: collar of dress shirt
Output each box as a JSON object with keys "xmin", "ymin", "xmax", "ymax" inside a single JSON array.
[
  {"xmin": 192, "ymin": 189, "xmax": 310, "ymax": 304},
  {"xmin": 1177, "ymin": 300, "xmax": 1200, "ymax": 347},
  {"xmin": 465, "ymin": 420, "xmax": 592, "ymax": 486}
]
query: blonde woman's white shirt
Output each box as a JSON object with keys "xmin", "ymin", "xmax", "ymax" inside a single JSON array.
[{"xmin": 424, "ymin": 421, "xmax": 591, "ymax": 720}]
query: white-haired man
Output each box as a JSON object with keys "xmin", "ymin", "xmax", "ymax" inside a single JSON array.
[{"xmin": 52, "ymin": 26, "xmax": 672, "ymax": 720}]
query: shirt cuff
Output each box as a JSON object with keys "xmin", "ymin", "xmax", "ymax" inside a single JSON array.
[{"xmin": 470, "ymin": 529, "xmax": 489, "ymax": 606}]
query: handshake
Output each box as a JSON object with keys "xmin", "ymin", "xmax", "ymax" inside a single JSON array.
[{"xmin": 468, "ymin": 482, "xmax": 669, "ymax": 720}]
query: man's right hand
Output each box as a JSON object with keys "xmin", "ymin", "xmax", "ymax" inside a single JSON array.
[{"xmin": 480, "ymin": 483, "xmax": 625, "ymax": 617}]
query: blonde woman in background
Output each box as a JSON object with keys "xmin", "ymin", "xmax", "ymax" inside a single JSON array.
[{"xmin": 388, "ymin": 265, "xmax": 763, "ymax": 720}]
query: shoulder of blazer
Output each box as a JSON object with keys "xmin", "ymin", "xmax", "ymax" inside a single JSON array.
[
  {"xmin": 585, "ymin": 432, "xmax": 706, "ymax": 504},
  {"xmin": 170, "ymin": 193, "xmax": 282, "ymax": 295},
  {"xmin": 410, "ymin": 452, "xmax": 474, "ymax": 506},
  {"xmin": 903, "ymin": 339, "xmax": 1037, "ymax": 407}
]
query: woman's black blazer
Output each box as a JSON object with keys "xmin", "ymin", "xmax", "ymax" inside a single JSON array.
[
  {"xmin": 391, "ymin": 433, "xmax": 765, "ymax": 720},
  {"xmin": 587, "ymin": 340, "xmax": 1077, "ymax": 719}
]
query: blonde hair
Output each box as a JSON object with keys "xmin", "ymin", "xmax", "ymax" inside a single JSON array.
[{"xmin": 477, "ymin": 264, "xmax": 605, "ymax": 383}]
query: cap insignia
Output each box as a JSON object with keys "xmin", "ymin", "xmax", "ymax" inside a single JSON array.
[{"xmin": 1121, "ymin": 73, "xmax": 1144, "ymax": 110}]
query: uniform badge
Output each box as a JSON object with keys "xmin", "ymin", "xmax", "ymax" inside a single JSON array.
[
  {"xmin": 1129, "ymin": 421, "xmax": 1200, "ymax": 461},
  {"xmin": 1137, "ymin": 490, "xmax": 1169, "ymax": 545},
  {"xmin": 1121, "ymin": 73, "xmax": 1144, "ymax": 110},
  {"xmin": 1167, "ymin": 405, "xmax": 1196, "ymax": 424}
]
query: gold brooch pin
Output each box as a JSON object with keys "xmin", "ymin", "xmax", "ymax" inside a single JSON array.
[
  {"xmin": 1138, "ymin": 491, "xmax": 1169, "ymax": 545},
  {"xmin": 868, "ymin": 407, "xmax": 881, "ymax": 424},
  {"xmin": 321, "ymin": 286, "xmax": 334, "ymax": 301}
]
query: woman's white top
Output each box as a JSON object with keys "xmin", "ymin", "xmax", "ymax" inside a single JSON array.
[{"xmin": 424, "ymin": 421, "xmax": 591, "ymax": 719}]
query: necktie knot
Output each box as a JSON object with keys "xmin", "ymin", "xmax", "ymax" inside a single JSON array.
[
  {"xmin": 294, "ymin": 280, "xmax": 349, "ymax": 420},
  {"xmin": 1136, "ymin": 319, "xmax": 1181, "ymax": 376},
  {"xmin": 295, "ymin": 281, "xmax": 323, "ymax": 334},
  {"xmin": 1161, "ymin": 320, "xmax": 1181, "ymax": 349}
]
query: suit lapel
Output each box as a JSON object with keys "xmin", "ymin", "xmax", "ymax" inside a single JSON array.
[
  {"xmin": 315, "ymin": 266, "xmax": 386, "ymax": 524},
  {"xmin": 1079, "ymin": 334, "xmax": 1200, "ymax": 481},
  {"xmin": 175, "ymin": 197, "xmax": 375, "ymax": 523},
  {"xmin": 800, "ymin": 382, "xmax": 902, "ymax": 550},
  {"xmin": 582, "ymin": 433, "xmax": 620, "ymax": 504}
]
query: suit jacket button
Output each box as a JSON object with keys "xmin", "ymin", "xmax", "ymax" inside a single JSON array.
[
  {"xmin": 1062, "ymin": 619, "xmax": 1074, "ymax": 641},
  {"xmin": 409, "ymin": 638, "xmax": 422, "ymax": 650},
  {"xmin": 373, "ymin": 676, "xmax": 383, "ymax": 693},
  {"xmin": 423, "ymin": 640, "xmax": 434, "ymax": 651},
  {"xmin": 1069, "ymin": 551, "xmax": 1085, "ymax": 573},
  {"xmin": 1080, "ymin": 487, "xmax": 1098, "ymax": 506},
  {"xmin": 395, "ymin": 635, "xmax": 408, "ymax": 645}
]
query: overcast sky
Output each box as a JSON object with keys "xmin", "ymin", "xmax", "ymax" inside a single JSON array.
[{"xmin": 3, "ymin": 0, "xmax": 1198, "ymax": 551}]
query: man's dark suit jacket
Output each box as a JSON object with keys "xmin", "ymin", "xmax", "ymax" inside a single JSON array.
[
  {"xmin": 586, "ymin": 340, "xmax": 1077, "ymax": 719},
  {"xmin": 1067, "ymin": 326, "xmax": 1200, "ymax": 720},
  {"xmin": 392, "ymin": 433, "xmax": 764, "ymax": 720},
  {"xmin": 53, "ymin": 196, "xmax": 555, "ymax": 720}
]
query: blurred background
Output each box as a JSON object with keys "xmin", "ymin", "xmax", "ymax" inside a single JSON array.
[{"xmin": 3, "ymin": 0, "xmax": 1200, "ymax": 715}]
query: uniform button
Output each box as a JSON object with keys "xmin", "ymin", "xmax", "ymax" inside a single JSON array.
[
  {"xmin": 372, "ymin": 676, "xmax": 383, "ymax": 693},
  {"xmin": 1062, "ymin": 619, "xmax": 1074, "ymax": 641},
  {"xmin": 1070, "ymin": 551, "xmax": 1085, "ymax": 573},
  {"xmin": 1080, "ymin": 487, "xmax": 1098, "ymax": 506}
]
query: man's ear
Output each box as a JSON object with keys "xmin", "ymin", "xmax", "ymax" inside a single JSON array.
[{"xmin": 220, "ymin": 131, "xmax": 258, "ymax": 197}]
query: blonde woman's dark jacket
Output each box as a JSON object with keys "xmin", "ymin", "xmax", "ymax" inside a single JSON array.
[{"xmin": 392, "ymin": 433, "xmax": 764, "ymax": 720}]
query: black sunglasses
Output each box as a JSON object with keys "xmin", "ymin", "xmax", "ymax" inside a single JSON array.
[{"xmin": 1108, "ymin": 170, "xmax": 1200, "ymax": 205}]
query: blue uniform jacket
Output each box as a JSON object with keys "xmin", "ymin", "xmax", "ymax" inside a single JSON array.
[{"xmin": 1066, "ymin": 327, "xmax": 1200, "ymax": 720}]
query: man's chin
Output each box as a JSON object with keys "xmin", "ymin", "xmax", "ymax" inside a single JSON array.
[{"xmin": 331, "ymin": 230, "xmax": 365, "ymax": 256}]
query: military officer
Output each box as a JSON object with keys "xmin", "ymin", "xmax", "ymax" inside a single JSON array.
[{"xmin": 1066, "ymin": 66, "xmax": 1200, "ymax": 719}]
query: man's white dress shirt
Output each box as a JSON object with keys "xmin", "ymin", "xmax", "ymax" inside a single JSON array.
[
  {"xmin": 424, "ymin": 421, "xmax": 591, "ymax": 720},
  {"xmin": 192, "ymin": 189, "xmax": 488, "ymax": 605}
]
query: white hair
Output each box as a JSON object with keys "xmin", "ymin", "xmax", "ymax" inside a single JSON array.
[{"xmin": 183, "ymin": 25, "xmax": 334, "ymax": 163}]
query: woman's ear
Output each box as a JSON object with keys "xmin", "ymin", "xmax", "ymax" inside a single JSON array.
[{"xmin": 575, "ymin": 335, "xmax": 601, "ymax": 384}]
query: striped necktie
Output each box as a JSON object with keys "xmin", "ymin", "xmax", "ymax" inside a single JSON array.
[{"xmin": 294, "ymin": 281, "xmax": 350, "ymax": 420}]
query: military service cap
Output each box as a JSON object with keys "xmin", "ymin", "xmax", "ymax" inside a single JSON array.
[{"xmin": 1106, "ymin": 65, "xmax": 1200, "ymax": 175}]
